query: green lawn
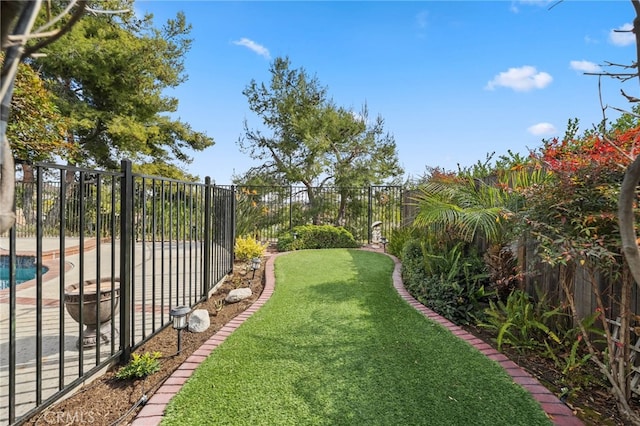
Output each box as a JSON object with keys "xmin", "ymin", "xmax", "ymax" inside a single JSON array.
[{"xmin": 162, "ymin": 249, "xmax": 551, "ymax": 426}]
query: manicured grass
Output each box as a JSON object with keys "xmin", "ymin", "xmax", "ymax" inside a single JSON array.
[{"xmin": 162, "ymin": 249, "xmax": 551, "ymax": 426}]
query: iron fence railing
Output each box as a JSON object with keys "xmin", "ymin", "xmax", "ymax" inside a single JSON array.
[
  {"xmin": 3, "ymin": 165, "xmax": 402, "ymax": 424},
  {"xmin": 234, "ymin": 185, "xmax": 403, "ymax": 244},
  {"xmin": 1, "ymin": 161, "xmax": 234, "ymax": 425}
]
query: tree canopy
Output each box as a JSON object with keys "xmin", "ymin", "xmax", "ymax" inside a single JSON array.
[
  {"xmin": 31, "ymin": 0, "xmax": 213, "ymax": 176},
  {"xmin": 238, "ymin": 57, "xmax": 403, "ymax": 188},
  {"xmin": 7, "ymin": 59, "xmax": 74, "ymax": 163}
]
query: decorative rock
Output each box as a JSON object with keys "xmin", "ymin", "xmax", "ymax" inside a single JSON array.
[
  {"xmin": 225, "ymin": 287, "xmax": 252, "ymax": 303},
  {"xmin": 188, "ymin": 309, "xmax": 210, "ymax": 333}
]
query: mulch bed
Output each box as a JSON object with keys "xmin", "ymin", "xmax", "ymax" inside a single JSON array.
[{"xmin": 26, "ymin": 259, "xmax": 266, "ymax": 426}]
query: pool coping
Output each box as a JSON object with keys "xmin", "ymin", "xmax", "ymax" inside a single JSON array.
[
  {"xmin": 132, "ymin": 249, "xmax": 584, "ymax": 426},
  {"xmin": 0, "ymin": 238, "xmax": 107, "ymax": 297}
]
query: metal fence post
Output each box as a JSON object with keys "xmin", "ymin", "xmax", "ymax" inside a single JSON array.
[
  {"xmin": 203, "ymin": 177, "xmax": 212, "ymax": 297},
  {"xmin": 399, "ymin": 186, "xmax": 404, "ymax": 227},
  {"xmin": 8, "ymin": 224, "xmax": 16, "ymax": 423},
  {"xmin": 367, "ymin": 186, "xmax": 373, "ymax": 244},
  {"xmin": 231, "ymin": 185, "xmax": 236, "ymax": 265},
  {"xmin": 289, "ymin": 185, "xmax": 293, "ymax": 231},
  {"xmin": 119, "ymin": 160, "xmax": 132, "ymax": 364}
]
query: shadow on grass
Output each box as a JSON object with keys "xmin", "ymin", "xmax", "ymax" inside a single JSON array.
[{"xmin": 163, "ymin": 249, "xmax": 551, "ymax": 426}]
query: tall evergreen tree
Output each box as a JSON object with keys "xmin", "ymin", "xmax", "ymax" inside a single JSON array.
[
  {"xmin": 34, "ymin": 1, "xmax": 213, "ymax": 175},
  {"xmin": 239, "ymin": 56, "xmax": 402, "ymax": 223}
]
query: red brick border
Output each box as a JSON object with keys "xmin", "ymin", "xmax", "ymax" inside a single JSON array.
[
  {"xmin": 383, "ymin": 252, "xmax": 583, "ymax": 426},
  {"xmin": 131, "ymin": 253, "xmax": 281, "ymax": 425},
  {"xmin": 132, "ymin": 250, "xmax": 584, "ymax": 426}
]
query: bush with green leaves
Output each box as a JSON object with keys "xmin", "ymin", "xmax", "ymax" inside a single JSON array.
[
  {"xmin": 387, "ymin": 227, "xmax": 421, "ymax": 260},
  {"xmin": 479, "ymin": 288, "xmax": 603, "ymax": 381},
  {"xmin": 234, "ymin": 236, "xmax": 268, "ymax": 262},
  {"xmin": 400, "ymin": 238, "xmax": 428, "ymax": 292},
  {"xmin": 401, "ymin": 238, "xmax": 490, "ymax": 324},
  {"xmin": 115, "ymin": 351, "xmax": 162, "ymax": 380},
  {"xmin": 415, "ymin": 274, "xmax": 489, "ymax": 324},
  {"xmin": 480, "ymin": 289, "xmax": 566, "ymax": 352},
  {"xmin": 277, "ymin": 225, "xmax": 359, "ymax": 252}
]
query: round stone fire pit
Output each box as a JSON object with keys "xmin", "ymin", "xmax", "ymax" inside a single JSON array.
[{"xmin": 64, "ymin": 278, "xmax": 120, "ymax": 349}]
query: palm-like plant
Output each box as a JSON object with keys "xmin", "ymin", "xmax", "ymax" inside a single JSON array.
[
  {"xmin": 411, "ymin": 166, "xmax": 548, "ymax": 246},
  {"xmin": 412, "ymin": 177, "xmax": 510, "ymax": 245}
]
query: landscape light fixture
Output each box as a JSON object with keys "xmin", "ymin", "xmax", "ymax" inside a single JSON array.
[
  {"xmin": 251, "ymin": 257, "xmax": 261, "ymax": 279},
  {"xmin": 169, "ymin": 306, "xmax": 191, "ymax": 355},
  {"xmin": 381, "ymin": 237, "xmax": 388, "ymax": 253}
]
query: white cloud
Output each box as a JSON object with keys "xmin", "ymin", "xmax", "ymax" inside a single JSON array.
[
  {"xmin": 527, "ymin": 122, "xmax": 556, "ymax": 136},
  {"xmin": 570, "ymin": 60, "xmax": 601, "ymax": 73},
  {"xmin": 416, "ymin": 11, "xmax": 428, "ymax": 29},
  {"xmin": 509, "ymin": 0, "xmax": 553, "ymax": 13},
  {"xmin": 609, "ymin": 23, "xmax": 635, "ymax": 46},
  {"xmin": 485, "ymin": 66, "xmax": 552, "ymax": 92},
  {"xmin": 232, "ymin": 38, "xmax": 271, "ymax": 59}
]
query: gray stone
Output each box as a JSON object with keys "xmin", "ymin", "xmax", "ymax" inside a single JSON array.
[
  {"xmin": 225, "ymin": 287, "xmax": 252, "ymax": 303},
  {"xmin": 188, "ymin": 309, "xmax": 210, "ymax": 333}
]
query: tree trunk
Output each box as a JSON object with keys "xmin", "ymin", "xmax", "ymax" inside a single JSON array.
[
  {"xmin": 304, "ymin": 183, "xmax": 320, "ymax": 225},
  {"xmin": 618, "ymin": 154, "xmax": 640, "ymax": 293},
  {"xmin": 20, "ymin": 163, "xmax": 36, "ymax": 225},
  {"xmin": 44, "ymin": 167, "xmax": 76, "ymax": 228}
]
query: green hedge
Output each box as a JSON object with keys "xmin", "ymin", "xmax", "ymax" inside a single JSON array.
[
  {"xmin": 277, "ymin": 225, "xmax": 360, "ymax": 252},
  {"xmin": 400, "ymin": 238, "xmax": 489, "ymax": 325}
]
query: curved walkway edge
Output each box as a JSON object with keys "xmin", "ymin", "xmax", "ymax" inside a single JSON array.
[
  {"xmin": 381, "ymin": 251, "xmax": 584, "ymax": 426},
  {"xmin": 132, "ymin": 249, "xmax": 583, "ymax": 426},
  {"xmin": 131, "ymin": 252, "xmax": 281, "ymax": 426}
]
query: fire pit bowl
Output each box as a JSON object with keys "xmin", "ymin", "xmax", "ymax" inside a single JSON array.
[{"xmin": 64, "ymin": 278, "xmax": 120, "ymax": 349}]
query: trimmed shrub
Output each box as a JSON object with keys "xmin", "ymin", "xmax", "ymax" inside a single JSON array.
[
  {"xmin": 277, "ymin": 225, "xmax": 359, "ymax": 252},
  {"xmin": 400, "ymin": 238, "xmax": 428, "ymax": 292}
]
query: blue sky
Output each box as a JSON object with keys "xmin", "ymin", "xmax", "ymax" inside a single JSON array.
[{"xmin": 138, "ymin": 1, "xmax": 636, "ymax": 184}]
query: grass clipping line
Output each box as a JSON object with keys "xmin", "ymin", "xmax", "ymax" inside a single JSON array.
[{"xmin": 163, "ymin": 249, "xmax": 551, "ymax": 426}]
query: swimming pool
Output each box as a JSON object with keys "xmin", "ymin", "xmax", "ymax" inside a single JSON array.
[{"xmin": 0, "ymin": 255, "xmax": 49, "ymax": 289}]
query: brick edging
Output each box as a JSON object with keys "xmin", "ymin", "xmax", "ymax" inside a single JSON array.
[
  {"xmin": 132, "ymin": 249, "xmax": 583, "ymax": 426},
  {"xmin": 131, "ymin": 253, "xmax": 281, "ymax": 425},
  {"xmin": 381, "ymin": 251, "xmax": 583, "ymax": 426}
]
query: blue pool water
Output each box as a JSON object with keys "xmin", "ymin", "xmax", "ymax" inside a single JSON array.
[{"xmin": 0, "ymin": 256, "xmax": 49, "ymax": 289}]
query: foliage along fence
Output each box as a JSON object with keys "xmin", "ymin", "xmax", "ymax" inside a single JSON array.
[
  {"xmin": 232, "ymin": 185, "xmax": 404, "ymax": 244},
  {"xmin": 1, "ymin": 160, "xmax": 234, "ymax": 425},
  {"xmin": 518, "ymin": 237, "xmax": 640, "ymax": 322},
  {"xmin": 402, "ymin": 188, "xmax": 640, "ymax": 325}
]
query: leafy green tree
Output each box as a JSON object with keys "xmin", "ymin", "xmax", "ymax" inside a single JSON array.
[
  {"xmin": 0, "ymin": 0, "xmax": 89, "ymax": 234},
  {"xmin": 319, "ymin": 104, "xmax": 403, "ymax": 224},
  {"xmin": 8, "ymin": 60, "xmax": 73, "ymax": 163},
  {"xmin": 34, "ymin": 1, "xmax": 213, "ymax": 174},
  {"xmin": 7, "ymin": 60, "xmax": 75, "ymax": 224},
  {"xmin": 133, "ymin": 161, "xmax": 198, "ymax": 181},
  {"xmin": 239, "ymin": 57, "xmax": 402, "ymax": 224}
]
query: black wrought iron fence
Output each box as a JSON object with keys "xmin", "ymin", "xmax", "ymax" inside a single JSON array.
[
  {"xmin": 3, "ymin": 168, "xmax": 402, "ymax": 424},
  {"xmin": 234, "ymin": 185, "xmax": 403, "ymax": 243},
  {"xmin": 1, "ymin": 161, "xmax": 234, "ymax": 425}
]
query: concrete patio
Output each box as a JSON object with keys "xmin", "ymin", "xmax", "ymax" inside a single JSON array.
[{"xmin": 0, "ymin": 237, "xmax": 214, "ymax": 423}]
